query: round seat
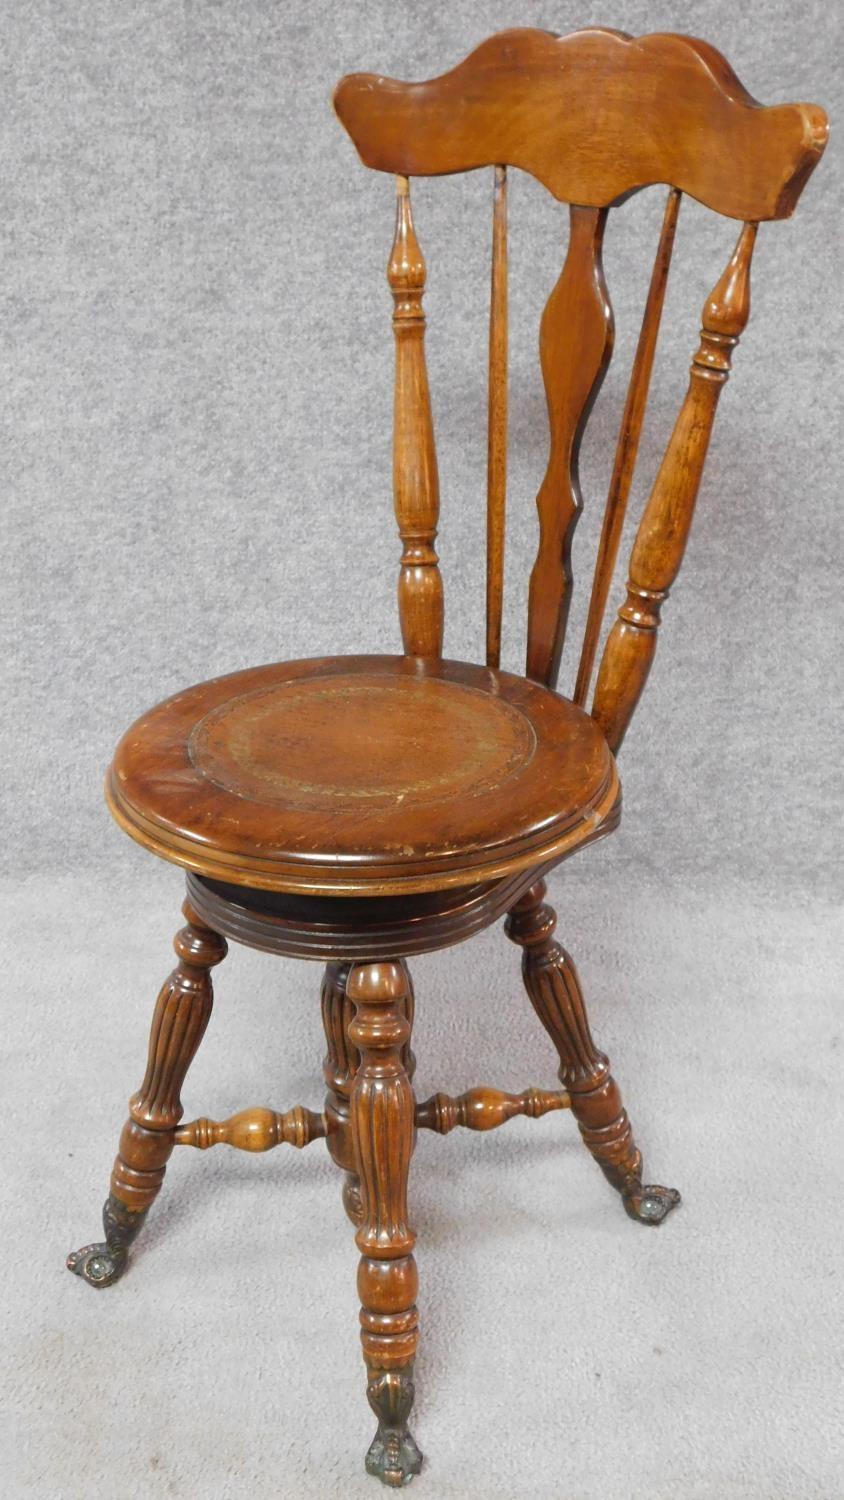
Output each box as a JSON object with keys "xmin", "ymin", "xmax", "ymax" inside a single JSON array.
[{"xmin": 107, "ymin": 654, "xmax": 619, "ymax": 895}]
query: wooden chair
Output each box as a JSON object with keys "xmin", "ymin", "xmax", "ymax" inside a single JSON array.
[{"xmin": 67, "ymin": 28, "xmax": 827, "ymax": 1489}]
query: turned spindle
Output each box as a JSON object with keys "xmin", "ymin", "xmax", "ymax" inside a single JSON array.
[
  {"xmin": 486, "ymin": 163, "xmax": 509, "ymax": 670},
  {"xmin": 592, "ymin": 221, "xmax": 757, "ymax": 752},
  {"xmin": 388, "ymin": 174, "xmax": 443, "ymax": 658},
  {"xmin": 174, "ymin": 1105, "xmax": 326, "ymax": 1152},
  {"xmin": 416, "ymin": 1085, "xmax": 569, "ymax": 1135}
]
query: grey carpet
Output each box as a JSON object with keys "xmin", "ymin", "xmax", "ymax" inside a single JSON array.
[{"xmin": 3, "ymin": 1, "xmax": 842, "ymax": 1497}]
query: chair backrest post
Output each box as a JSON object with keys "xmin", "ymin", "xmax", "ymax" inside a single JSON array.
[
  {"xmin": 591, "ymin": 221, "xmax": 758, "ymax": 752},
  {"xmin": 387, "ymin": 175, "xmax": 444, "ymax": 658}
]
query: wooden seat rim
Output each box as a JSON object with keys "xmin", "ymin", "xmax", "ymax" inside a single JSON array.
[
  {"xmin": 105, "ymin": 654, "xmax": 618, "ymax": 896},
  {"xmin": 184, "ymin": 868, "xmax": 521, "ymax": 961},
  {"xmin": 184, "ymin": 808, "xmax": 620, "ymax": 964},
  {"xmin": 107, "ymin": 764, "xmax": 620, "ymax": 897},
  {"xmin": 182, "ymin": 835, "xmax": 601, "ymax": 960}
]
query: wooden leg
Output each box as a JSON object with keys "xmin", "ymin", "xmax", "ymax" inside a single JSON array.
[
  {"xmin": 506, "ymin": 881, "xmax": 680, "ymax": 1225},
  {"xmin": 322, "ymin": 959, "xmax": 416, "ymax": 1229},
  {"xmin": 348, "ymin": 961, "xmax": 422, "ymax": 1488},
  {"xmin": 66, "ymin": 898, "xmax": 226, "ymax": 1287},
  {"xmin": 322, "ymin": 961, "xmax": 363, "ymax": 1224}
]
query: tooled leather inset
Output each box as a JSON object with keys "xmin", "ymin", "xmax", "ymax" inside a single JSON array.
[{"xmin": 188, "ymin": 673, "xmax": 537, "ymax": 811}]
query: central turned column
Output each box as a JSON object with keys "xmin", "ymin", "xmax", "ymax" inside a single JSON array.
[{"xmin": 347, "ymin": 960, "xmax": 422, "ymax": 1488}]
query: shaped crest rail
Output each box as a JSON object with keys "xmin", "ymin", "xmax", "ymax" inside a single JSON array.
[{"xmin": 335, "ymin": 28, "xmax": 827, "ymax": 222}]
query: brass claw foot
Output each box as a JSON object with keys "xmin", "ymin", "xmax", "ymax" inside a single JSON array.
[
  {"xmin": 365, "ymin": 1370, "xmax": 423, "ymax": 1488},
  {"xmin": 622, "ymin": 1182, "xmax": 681, "ymax": 1225},
  {"xmin": 66, "ymin": 1194, "xmax": 147, "ymax": 1288},
  {"xmin": 66, "ymin": 1241, "xmax": 127, "ymax": 1287}
]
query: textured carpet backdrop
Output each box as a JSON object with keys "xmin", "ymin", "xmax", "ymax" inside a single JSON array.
[{"xmin": 3, "ymin": 4, "xmax": 842, "ymax": 1499}]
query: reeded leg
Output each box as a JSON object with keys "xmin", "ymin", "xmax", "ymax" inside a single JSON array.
[
  {"xmin": 348, "ymin": 961, "xmax": 422, "ymax": 1488},
  {"xmin": 506, "ymin": 882, "xmax": 680, "ymax": 1225},
  {"xmin": 322, "ymin": 962, "xmax": 362, "ymax": 1224},
  {"xmin": 66, "ymin": 897, "xmax": 227, "ymax": 1286},
  {"xmin": 322, "ymin": 959, "xmax": 416, "ymax": 1229}
]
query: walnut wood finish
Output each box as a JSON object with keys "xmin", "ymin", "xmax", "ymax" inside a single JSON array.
[
  {"xmin": 592, "ymin": 220, "xmax": 757, "ymax": 751},
  {"xmin": 336, "ymin": 28, "xmax": 826, "ymax": 729},
  {"xmin": 334, "ymin": 28, "xmax": 827, "ymax": 220},
  {"xmin": 389, "ymin": 176, "xmax": 443, "ymax": 658},
  {"xmin": 506, "ymin": 882, "xmax": 680, "ymax": 1224},
  {"xmin": 180, "ymin": 809, "xmax": 625, "ymax": 964},
  {"xmin": 67, "ymin": 901, "xmax": 226, "ymax": 1286},
  {"xmin": 175, "ymin": 1089, "xmax": 571, "ymax": 1150},
  {"xmin": 574, "ymin": 187, "xmax": 681, "ymax": 707},
  {"xmin": 68, "ymin": 25, "xmax": 827, "ymax": 1492},
  {"xmin": 321, "ymin": 961, "xmax": 363, "ymax": 1223},
  {"xmin": 322, "ymin": 960, "xmax": 416, "ymax": 1226},
  {"xmin": 348, "ymin": 962, "xmax": 422, "ymax": 1487},
  {"xmin": 175, "ymin": 1105, "xmax": 327, "ymax": 1151},
  {"xmin": 485, "ymin": 164, "xmax": 508, "ymax": 670},
  {"xmin": 526, "ymin": 204, "xmax": 613, "ymax": 687},
  {"xmin": 107, "ymin": 654, "xmax": 618, "ymax": 896},
  {"xmin": 416, "ymin": 1084, "xmax": 570, "ymax": 1135}
]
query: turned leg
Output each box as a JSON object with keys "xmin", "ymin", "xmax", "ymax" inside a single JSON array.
[
  {"xmin": 322, "ymin": 962, "xmax": 363, "ymax": 1224},
  {"xmin": 67, "ymin": 897, "xmax": 227, "ymax": 1286},
  {"xmin": 322, "ymin": 959, "xmax": 416, "ymax": 1229},
  {"xmin": 506, "ymin": 881, "xmax": 680, "ymax": 1225},
  {"xmin": 348, "ymin": 961, "xmax": 422, "ymax": 1488}
]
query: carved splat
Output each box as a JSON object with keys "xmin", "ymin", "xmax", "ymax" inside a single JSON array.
[
  {"xmin": 388, "ymin": 175, "xmax": 443, "ymax": 658},
  {"xmin": 174, "ymin": 1105, "xmax": 327, "ymax": 1151},
  {"xmin": 526, "ymin": 206, "xmax": 614, "ymax": 687},
  {"xmin": 574, "ymin": 187, "xmax": 682, "ymax": 708},
  {"xmin": 416, "ymin": 1084, "xmax": 569, "ymax": 1135},
  {"xmin": 592, "ymin": 221, "xmax": 757, "ymax": 753}
]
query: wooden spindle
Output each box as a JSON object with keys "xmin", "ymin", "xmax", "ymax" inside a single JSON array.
[
  {"xmin": 388, "ymin": 175, "xmax": 443, "ymax": 658},
  {"xmin": 174, "ymin": 1105, "xmax": 327, "ymax": 1152},
  {"xmin": 592, "ymin": 221, "xmax": 758, "ymax": 754},
  {"xmin": 485, "ymin": 164, "xmax": 509, "ymax": 669},
  {"xmin": 416, "ymin": 1084, "xmax": 569, "ymax": 1136},
  {"xmin": 573, "ymin": 187, "xmax": 682, "ymax": 707}
]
